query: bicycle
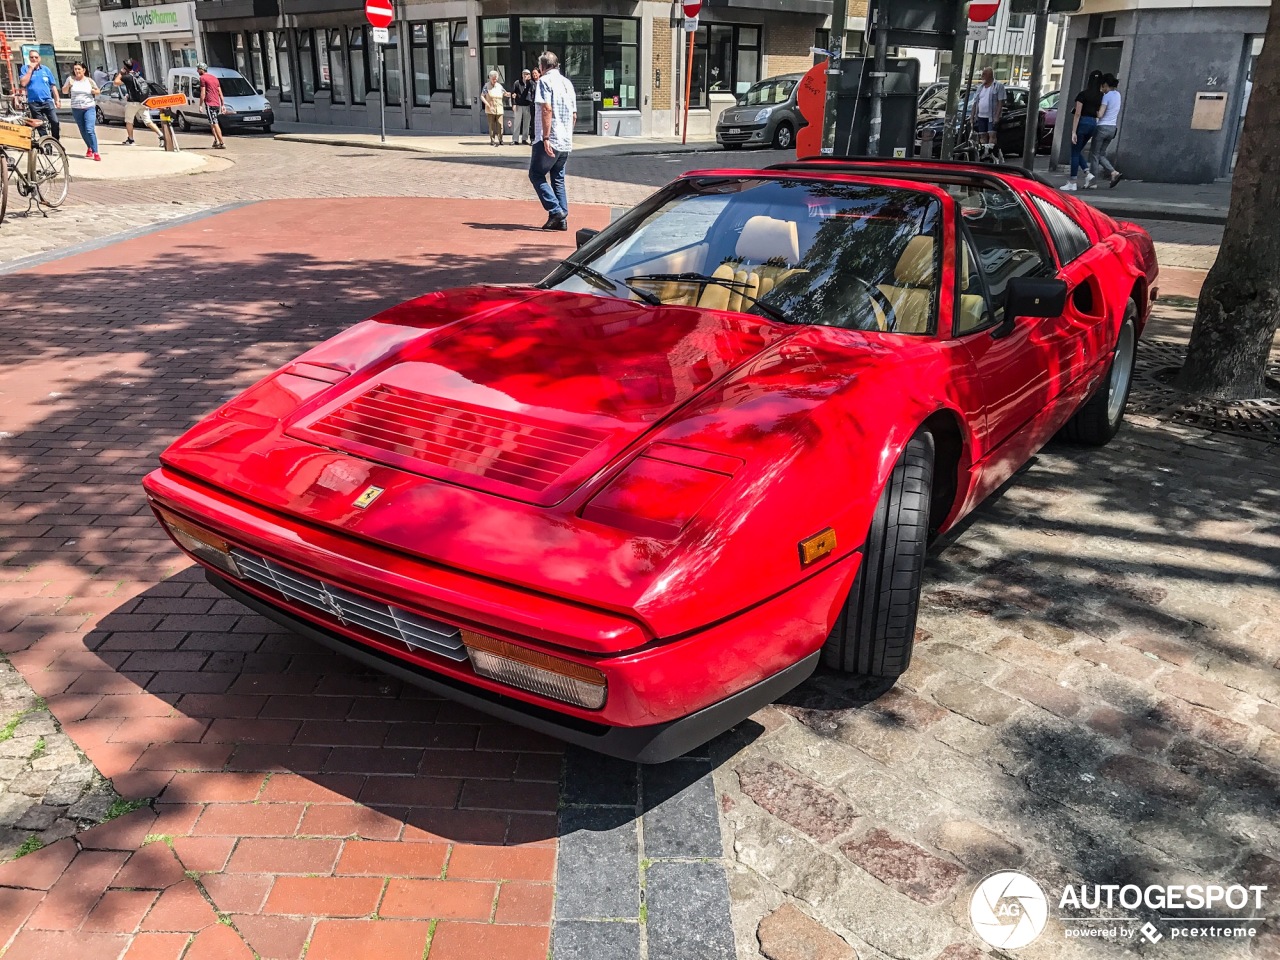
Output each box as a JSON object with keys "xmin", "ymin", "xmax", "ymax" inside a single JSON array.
[
  {"xmin": 0, "ymin": 98, "xmax": 70, "ymax": 222},
  {"xmin": 952, "ymin": 131, "xmax": 1005, "ymax": 165}
]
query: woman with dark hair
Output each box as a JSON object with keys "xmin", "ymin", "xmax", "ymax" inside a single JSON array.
[
  {"xmin": 1062, "ymin": 70, "xmax": 1103, "ymax": 192},
  {"xmin": 62, "ymin": 61, "xmax": 102, "ymax": 160}
]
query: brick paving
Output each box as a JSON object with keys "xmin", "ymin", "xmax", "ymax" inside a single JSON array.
[{"xmin": 0, "ymin": 198, "xmax": 609, "ymax": 959}]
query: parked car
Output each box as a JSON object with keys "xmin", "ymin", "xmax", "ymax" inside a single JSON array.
[
  {"xmin": 716, "ymin": 74, "xmax": 805, "ymax": 150},
  {"xmin": 166, "ymin": 66, "xmax": 274, "ymax": 134},
  {"xmin": 95, "ymin": 79, "xmax": 167, "ymax": 125},
  {"xmin": 915, "ymin": 84, "xmax": 1047, "ymax": 159},
  {"xmin": 1039, "ymin": 89, "xmax": 1060, "ymax": 153},
  {"xmin": 144, "ymin": 157, "xmax": 1158, "ymax": 763}
]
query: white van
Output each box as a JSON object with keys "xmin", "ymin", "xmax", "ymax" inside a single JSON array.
[{"xmin": 166, "ymin": 66, "xmax": 275, "ymax": 134}]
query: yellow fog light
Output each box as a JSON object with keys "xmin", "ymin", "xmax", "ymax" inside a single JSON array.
[
  {"xmin": 154, "ymin": 507, "xmax": 241, "ymax": 579},
  {"xmin": 462, "ymin": 630, "xmax": 607, "ymax": 710}
]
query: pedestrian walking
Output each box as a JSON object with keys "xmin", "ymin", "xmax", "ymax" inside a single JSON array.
[
  {"xmin": 115, "ymin": 62, "xmax": 163, "ymax": 147},
  {"xmin": 482, "ymin": 70, "xmax": 508, "ymax": 146},
  {"xmin": 93, "ymin": 65, "xmax": 110, "ymax": 88},
  {"xmin": 19, "ymin": 51, "xmax": 61, "ymax": 142},
  {"xmin": 63, "ymin": 62, "xmax": 102, "ymax": 160},
  {"xmin": 1062, "ymin": 70, "xmax": 1103, "ymax": 192},
  {"xmin": 529, "ymin": 51, "xmax": 576, "ymax": 231},
  {"xmin": 969, "ymin": 67, "xmax": 1004, "ymax": 152},
  {"xmin": 1091, "ymin": 74, "xmax": 1123, "ymax": 187},
  {"xmin": 197, "ymin": 64, "xmax": 227, "ymax": 150},
  {"xmin": 511, "ymin": 68, "xmax": 535, "ymax": 145}
]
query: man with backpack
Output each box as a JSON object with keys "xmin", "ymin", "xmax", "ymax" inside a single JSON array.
[{"xmin": 114, "ymin": 62, "xmax": 163, "ymax": 147}]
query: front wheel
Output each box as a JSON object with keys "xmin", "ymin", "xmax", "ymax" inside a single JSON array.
[
  {"xmin": 262, "ymin": 124, "xmax": 272, "ymax": 134},
  {"xmin": 772, "ymin": 122, "xmax": 794, "ymax": 151},
  {"xmin": 1059, "ymin": 300, "xmax": 1138, "ymax": 445},
  {"xmin": 96, "ymin": 106, "xmax": 106, "ymax": 125},
  {"xmin": 821, "ymin": 430, "xmax": 934, "ymax": 678},
  {"xmin": 34, "ymin": 137, "xmax": 69, "ymax": 208},
  {"xmin": 177, "ymin": 112, "xmax": 190, "ymax": 132},
  {"xmin": 0, "ymin": 151, "xmax": 8, "ymax": 226}
]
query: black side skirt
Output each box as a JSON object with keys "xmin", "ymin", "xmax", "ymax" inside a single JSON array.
[{"xmin": 208, "ymin": 571, "xmax": 819, "ymax": 764}]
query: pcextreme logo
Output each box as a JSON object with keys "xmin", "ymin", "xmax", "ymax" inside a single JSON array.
[{"xmin": 969, "ymin": 871, "xmax": 1269, "ymax": 949}]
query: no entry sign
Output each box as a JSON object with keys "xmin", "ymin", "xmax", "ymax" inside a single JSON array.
[
  {"xmin": 683, "ymin": 1, "xmax": 702, "ymax": 16},
  {"xmin": 365, "ymin": 0, "xmax": 393, "ymax": 29},
  {"xmin": 969, "ymin": 0, "xmax": 1000, "ymax": 22}
]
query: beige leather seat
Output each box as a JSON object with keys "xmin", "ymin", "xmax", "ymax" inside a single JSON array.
[
  {"xmin": 698, "ymin": 216, "xmax": 807, "ymax": 312},
  {"xmin": 874, "ymin": 235, "xmax": 989, "ymax": 335},
  {"xmin": 956, "ymin": 242, "xmax": 991, "ymax": 334}
]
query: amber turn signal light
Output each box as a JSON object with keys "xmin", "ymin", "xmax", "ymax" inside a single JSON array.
[
  {"xmin": 799, "ymin": 527, "xmax": 837, "ymax": 566},
  {"xmin": 153, "ymin": 506, "xmax": 241, "ymax": 579},
  {"xmin": 462, "ymin": 630, "xmax": 607, "ymax": 710}
]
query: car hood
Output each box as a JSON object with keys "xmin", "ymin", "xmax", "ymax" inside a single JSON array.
[
  {"xmin": 225, "ymin": 94, "xmax": 269, "ymax": 111},
  {"xmin": 281, "ymin": 287, "xmax": 789, "ymax": 507}
]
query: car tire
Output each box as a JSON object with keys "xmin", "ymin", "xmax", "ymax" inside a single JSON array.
[
  {"xmin": 1059, "ymin": 300, "xmax": 1138, "ymax": 446},
  {"xmin": 262, "ymin": 124, "xmax": 273, "ymax": 134},
  {"xmin": 821, "ymin": 429, "xmax": 934, "ymax": 678},
  {"xmin": 96, "ymin": 106, "xmax": 106, "ymax": 125},
  {"xmin": 177, "ymin": 112, "xmax": 190, "ymax": 132},
  {"xmin": 772, "ymin": 122, "xmax": 794, "ymax": 151}
]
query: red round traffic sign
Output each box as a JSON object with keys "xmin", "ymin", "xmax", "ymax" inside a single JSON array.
[
  {"xmin": 683, "ymin": 1, "xmax": 702, "ymax": 18},
  {"xmin": 969, "ymin": 1, "xmax": 1000, "ymax": 22},
  {"xmin": 365, "ymin": 0, "xmax": 393, "ymax": 29}
]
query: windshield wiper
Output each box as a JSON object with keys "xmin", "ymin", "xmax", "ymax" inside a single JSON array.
[
  {"xmin": 626, "ymin": 272, "xmax": 795, "ymax": 325},
  {"xmin": 563, "ymin": 261, "xmax": 662, "ymax": 306}
]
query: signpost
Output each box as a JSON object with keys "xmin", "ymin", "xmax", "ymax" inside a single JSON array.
[
  {"xmin": 366, "ymin": 0, "xmax": 393, "ymax": 145},
  {"xmin": 145, "ymin": 93, "xmax": 186, "ymax": 151},
  {"xmin": 680, "ymin": 0, "xmax": 701, "ymax": 144}
]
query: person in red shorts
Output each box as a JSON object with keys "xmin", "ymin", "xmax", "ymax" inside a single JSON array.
[{"xmin": 196, "ymin": 64, "xmax": 226, "ymax": 150}]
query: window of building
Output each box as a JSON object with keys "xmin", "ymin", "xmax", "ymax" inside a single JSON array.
[
  {"xmin": 233, "ymin": 33, "xmax": 248, "ymax": 78},
  {"xmin": 1008, "ymin": 13, "xmax": 1028, "ymax": 29},
  {"xmin": 383, "ymin": 24, "xmax": 402, "ymax": 106},
  {"xmin": 518, "ymin": 17, "xmax": 593, "ymax": 130},
  {"xmin": 297, "ymin": 30, "xmax": 316, "ymax": 102},
  {"xmin": 350, "ymin": 27, "xmax": 367, "ymax": 104},
  {"xmin": 275, "ymin": 31, "xmax": 292, "ymax": 102},
  {"xmin": 482, "ymin": 17, "xmax": 514, "ymax": 83},
  {"xmin": 410, "ymin": 24, "xmax": 431, "ymax": 106},
  {"xmin": 327, "ymin": 29, "xmax": 345, "ymax": 104},
  {"xmin": 451, "ymin": 21, "xmax": 468, "ymax": 108},
  {"xmin": 691, "ymin": 23, "xmax": 761, "ymax": 106},
  {"xmin": 601, "ymin": 18, "xmax": 638, "ymax": 108}
]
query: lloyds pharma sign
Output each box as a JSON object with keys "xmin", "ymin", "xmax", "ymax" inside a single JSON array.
[{"xmin": 100, "ymin": 3, "xmax": 193, "ymax": 37}]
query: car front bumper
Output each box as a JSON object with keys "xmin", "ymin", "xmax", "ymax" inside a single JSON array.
[
  {"xmin": 143, "ymin": 467, "xmax": 857, "ymax": 762},
  {"xmin": 219, "ymin": 111, "xmax": 273, "ymax": 129},
  {"xmin": 716, "ymin": 122, "xmax": 768, "ymax": 146}
]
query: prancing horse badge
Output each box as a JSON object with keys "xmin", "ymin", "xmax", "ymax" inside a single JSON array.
[{"xmin": 353, "ymin": 485, "xmax": 384, "ymax": 509}]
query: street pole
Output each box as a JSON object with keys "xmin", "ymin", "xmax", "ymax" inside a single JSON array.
[
  {"xmin": 377, "ymin": 42, "xmax": 386, "ymax": 145},
  {"xmin": 1021, "ymin": 0, "xmax": 1049, "ymax": 168},
  {"xmin": 821, "ymin": 0, "xmax": 848, "ymax": 153},
  {"xmin": 940, "ymin": 0, "xmax": 969, "ymax": 159},
  {"xmin": 867, "ymin": 0, "xmax": 886, "ymax": 155},
  {"xmin": 681, "ymin": 22, "xmax": 695, "ymax": 144}
]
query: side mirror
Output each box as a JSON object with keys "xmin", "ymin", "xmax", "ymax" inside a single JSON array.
[
  {"xmin": 575, "ymin": 227, "xmax": 599, "ymax": 249},
  {"xmin": 995, "ymin": 276, "xmax": 1067, "ymax": 338}
]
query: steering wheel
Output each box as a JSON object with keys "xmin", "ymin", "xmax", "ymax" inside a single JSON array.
[{"xmin": 849, "ymin": 275, "xmax": 899, "ymax": 332}]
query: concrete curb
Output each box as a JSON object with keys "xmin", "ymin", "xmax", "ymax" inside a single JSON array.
[
  {"xmin": 1080, "ymin": 201, "xmax": 1226, "ymax": 225},
  {"xmin": 273, "ymin": 133, "xmax": 725, "ymax": 159}
]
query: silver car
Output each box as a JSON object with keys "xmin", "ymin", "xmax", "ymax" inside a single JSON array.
[
  {"xmin": 716, "ymin": 74, "xmax": 805, "ymax": 151},
  {"xmin": 95, "ymin": 79, "xmax": 166, "ymax": 126}
]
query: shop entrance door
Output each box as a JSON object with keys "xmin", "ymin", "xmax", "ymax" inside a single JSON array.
[{"xmin": 519, "ymin": 17, "xmax": 594, "ymax": 134}]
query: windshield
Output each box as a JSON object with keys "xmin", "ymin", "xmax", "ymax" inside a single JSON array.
[
  {"xmin": 217, "ymin": 76, "xmax": 257, "ymax": 98},
  {"xmin": 740, "ymin": 78, "xmax": 796, "ymax": 106},
  {"xmin": 544, "ymin": 178, "xmax": 943, "ymax": 335}
]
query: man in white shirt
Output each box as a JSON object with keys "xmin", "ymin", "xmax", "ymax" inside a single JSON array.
[
  {"xmin": 969, "ymin": 68, "xmax": 1004, "ymax": 149},
  {"xmin": 1090, "ymin": 73, "xmax": 1123, "ymax": 187},
  {"xmin": 529, "ymin": 50, "xmax": 577, "ymax": 231}
]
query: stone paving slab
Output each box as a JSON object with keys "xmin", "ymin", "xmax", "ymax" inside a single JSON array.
[{"xmin": 0, "ymin": 198, "xmax": 616, "ymax": 960}]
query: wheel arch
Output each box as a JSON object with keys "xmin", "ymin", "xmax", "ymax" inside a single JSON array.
[{"xmin": 919, "ymin": 408, "xmax": 972, "ymax": 538}]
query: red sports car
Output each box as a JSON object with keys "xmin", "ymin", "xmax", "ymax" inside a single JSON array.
[{"xmin": 143, "ymin": 158, "xmax": 1158, "ymax": 762}]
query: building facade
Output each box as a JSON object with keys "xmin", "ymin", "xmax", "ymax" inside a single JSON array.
[
  {"xmin": 74, "ymin": 0, "xmax": 205, "ymax": 80},
  {"xmin": 2, "ymin": 0, "xmax": 79, "ymax": 90},
  {"xmin": 1055, "ymin": 0, "xmax": 1267, "ymax": 183},
  {"xmin": 190, "ymin": 0, "xmax": 865, "ymax": 136}
]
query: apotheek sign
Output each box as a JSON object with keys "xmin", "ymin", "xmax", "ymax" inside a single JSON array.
[{"xmin": 100, "ymin": 3, "xmax": 194, "ymax": 37}]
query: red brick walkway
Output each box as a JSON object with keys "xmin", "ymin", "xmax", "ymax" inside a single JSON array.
[{"xmin": 0, "ymin": 199, "xmax": 610, "ymax": 960}]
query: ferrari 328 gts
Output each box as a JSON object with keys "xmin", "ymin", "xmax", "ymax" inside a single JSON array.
[{"xmin": 144, "ymin": 158, "xmax": 1159, "ymax": 762}]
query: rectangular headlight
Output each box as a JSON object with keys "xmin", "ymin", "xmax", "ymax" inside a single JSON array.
[
  {"xmin": 153, "ymin": 506, "xmax": 241, "ymax": 579},
  {"xmin": 463, "ymin": 630, "xmax": 607, "ymax": 710}
]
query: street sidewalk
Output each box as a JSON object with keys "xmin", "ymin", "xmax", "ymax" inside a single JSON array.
[
  {"xmin": 271, "ymin": 121, "xmax": 1230, "ymax": 224},
  {"xmin": 51, "ymin": 126, "xmax": 231, "ymax": 181}
]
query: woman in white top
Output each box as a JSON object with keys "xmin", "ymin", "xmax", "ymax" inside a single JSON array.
[
  {"xmin": 1090, "ymin": 73, "xmax": 1123, "ymax": 187},
  {"xmin": 481, "ymin": 70, "xmax": 508, "ymax": 146},
  {"xmin": 63, "ymin": 62, "xmax": 102, "ymax": 160}
]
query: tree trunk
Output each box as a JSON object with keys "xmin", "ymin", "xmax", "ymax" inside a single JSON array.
[{"xmin": 1175, "ymin": 2, "xmax": 1280, "ymax": 401}]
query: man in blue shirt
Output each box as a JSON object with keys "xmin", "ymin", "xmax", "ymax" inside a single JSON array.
[{"xmin": 20, "ymin": 51, "xmax": 62, "ymax": 142}]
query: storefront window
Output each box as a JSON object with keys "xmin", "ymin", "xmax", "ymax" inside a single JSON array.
[
  {"xmin": 298, "ymin": 30, "xmax": 316, "ymax": 103},
  {"xmin": 350, "ymin": 27, "xmax": 366, "ymax": 104},
  {"xmin": 233, "ymin": 34, "xmax": 248, "ymax": 78},
  {"xmin": 276, "ymin": 32, "xmax": 292, "ymax": 102},
  {"xmin": 432, "ymin": 22, "xmax": 451, "ymax": 95},
  {"xmin": 601, "ymin": 18, "xmax": 638, "ymax": 109},
  {"xmin": 248, "ymin": 32, "xmax": 266, "ymax": 91},
  {"xmin": 736, "ymin": 26, "xmax": 759, "ymax": 91},
  {"xmin": 328, "ymin": 29, "xmax": 345, "ymax": 104},
  {"xmin": 410, "ymin": 24, "xmax": 431, "ymax": 106},
  {"xmin": 481, "ymin": 18, "xmax": 513, "ymax": 83},
  {"xmin": 692, "ymin": 23, "xmax": 760, "ymax": 106},
  {"xmin": 519, "ymin": 17, "xmax": 593, "ymax": 131},
  {"xmin": 383, "ymin": 24, "xmax": 401, "ymax": 106},
  {"xmin": 451, "ymin": 22, "xmax": 468, "ymax": 108}
]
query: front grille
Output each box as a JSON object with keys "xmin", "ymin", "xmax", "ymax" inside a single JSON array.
[{"xmin": 230, "ymin": 548, "xmax": 466, "ymax": 661}]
